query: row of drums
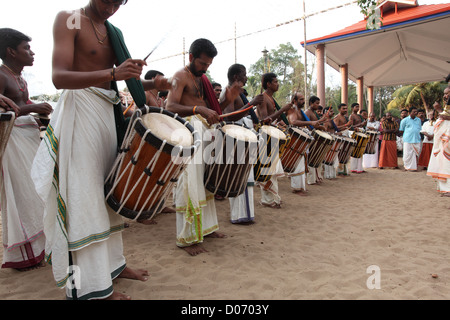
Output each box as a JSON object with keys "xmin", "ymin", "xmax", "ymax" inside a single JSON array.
[{"xmin": 104, "ymin": 107, "xmax": 379, "ymax": 221}]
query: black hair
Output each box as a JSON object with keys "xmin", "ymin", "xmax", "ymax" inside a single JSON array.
[
  {"xmin": 212, "ymin": 82, "xmax": 221, "ymax": 88},
  {"xmin": 227, "ymin": 64, "xmax": 246, "ymax": 83},
  {"xmin": 409, "ymin": 106, "xmax": 418, "ymax": 113},
  {"xmin": 189, "ymin": 38, "xmax": 217, "ymax": 59},
  {"xmin": 0, "ymin": 28, "xmax": 31, "ymax": 60},
  {"xmin": 158, "ymin": 90, "xmax": 168, "ymax": 98},
  {"xmin": 262, "ymin": 72, "xmax": 277, "ymax": 90},
  {"xmin": 401, "ymin": 108, "xmax": 408, "ymax": 113},
  {"xmin": 351, "ymin": 102, "xmax": 359, "ymax": 109},
  {"xmin": 338, "ymin": 103, "xmax": 347, "ymax": 109},
  {"xmin": 144, "ymin": 70, "xmax": 164, "ymax": 80},
  {"xmin": 309, "ymin": 95, "xmax": 320, "ymax": 105}
]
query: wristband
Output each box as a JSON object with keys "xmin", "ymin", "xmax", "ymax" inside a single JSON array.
[
  {"xmin": 193, "ymin": 106, "xmax": 197, "ymax": 115},
  {"xmin": 111, "ymin": 68, "xmax": 116, "ymax": 81}
]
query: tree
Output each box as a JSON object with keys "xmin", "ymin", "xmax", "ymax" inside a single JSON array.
[
  {"xmin": 387, "ymin": 82, "xmax": 447, "ymax": 112},
  {"xmin": 247, "ymin": 42, "xmax": 305, "ymax": 104}
]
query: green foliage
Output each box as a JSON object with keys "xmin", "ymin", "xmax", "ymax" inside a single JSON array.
[
  {"xmin": 247, "ymin": 42, "xmax": 305, "ymax": 104},
  {"xmin": 357, "ymin": 0, "xmax": 383, "ymax": 30},
  {"xmin": 387, "ymin": 82, "xmax": 447, "ymax": 111}
]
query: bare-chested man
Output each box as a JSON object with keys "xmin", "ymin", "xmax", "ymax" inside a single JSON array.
[
  {"xmin": 286, "ymin": 92, "xmax": 321, "ymax": 195},
  {"xmin": 257, "ymin": 72, "xmax": 293, "ymax": 125},
  {"xmin": 219, "ymin": 64, "xmax": 263, "ymax": 223},
  {"xmin": 334, "ymin": 103, "xmax": 352, "ymax": 176},
  {"xmin": 31, "ymin": 0, "xmax": 171, "ymax": 300},
  {"xmin": 349, "ymin": 103, "xmax": 367, "ymax": 173},
  {"xmin": 166, "ymin": 38, "xmax": 231, "ymax": 256},
  {"xmin": 255, "ymin": 73, "xmax": 292, "ymax": 208},
  {"xmin": 304, "ymin": 96, "xmax": 328, "ymax": 185},
  {"xmin": 0, "ymin": 28, "xmax": 53, "ymax": 272}
]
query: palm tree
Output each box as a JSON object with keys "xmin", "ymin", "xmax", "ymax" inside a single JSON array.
[{"xmin": 387, "ymin": 81, "xmax": 447, "ymax": 112}]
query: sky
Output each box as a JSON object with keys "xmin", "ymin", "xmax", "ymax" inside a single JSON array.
[{"xmin": 1, "ymin": 0, "xmax": 447, "ymax": 97}]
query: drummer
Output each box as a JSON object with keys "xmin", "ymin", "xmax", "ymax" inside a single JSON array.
[
  {"xmin": 166, "ymin": 38, "xmax": 228, "ymax": 256},
  {"xmin": 286, "ymin": 92, "xmax": 321, "ymax": 195},
  {"xmin": 349, "ymin": 103, "xmax": 367, "ymax": 174},
  {"xmin": 334, "ymin": 103, "xmax": 352, "ymax": 176},
  {"xmin": 219, "ymin": 63, "xmax": 263, "ymax": 223},
  {"xmin": 255, "ymin": 73, "xmax": 293, "ymax": 209},
  {"xmin": 305, "ymin": 96, "xmax": 327, "ymax": 185},
  {"xmin": 322, "ymin": 107, "xmax": 340, "ymax": 179},
  {"xmin": 0, "ymin": 28, "xmax": 53, "ymax": 273}
]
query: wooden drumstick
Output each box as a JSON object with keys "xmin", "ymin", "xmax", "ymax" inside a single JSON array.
[
  {"xmin": 219, "ymin": 105, "xmax": 254, "ymax": 119},
  {"xmin": 123, "ymin": 101, "xmax": 135, "ymax": 115}
]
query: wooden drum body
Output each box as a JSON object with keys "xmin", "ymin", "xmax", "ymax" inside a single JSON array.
[
  {"xmin": 254, "ymin": 125, "xmax": 288, "ymax": 182},
  {"xmin": 351, "ymin": 132, "xmax": 369, "ymax": 158},
  {"xmin": 364, "ymin": 130, "xmax": 379, "ymax": 154},
  {"xmin": 338, "ymin": 137, "xmax": 357, "ymax": 165},
  {"xmin": 204, "ymin": 122, "xmax": 258, "ymax": 198},
  {"xmin": 280, "ymin": 126, "xmax": 314, "ymax": 173},
  {"xmin": 323, "ymin": 134, "xmax": 344, "ymax": 166},
  {"xmin": 307, "ymin": 130, "xmax": 334, "ymax": 168},
  {"xmin": 105, "ymin": 107, "xmax": 200, "ymax": 221}
]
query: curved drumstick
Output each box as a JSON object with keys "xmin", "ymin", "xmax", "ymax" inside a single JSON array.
[{"xmin": 219, "ymin": 105, "xmax": 254, "ymax": 119}]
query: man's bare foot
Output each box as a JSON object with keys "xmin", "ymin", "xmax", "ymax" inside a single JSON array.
[
  {"xmin": 160, "ymin": 206, "xmax": 176, "ymax": 214},
  {"xmin": 180, "ymin": 244, "xmax": 208, "ymax": 256},
  {"xmin": 261, "ymin": 202, "xmax": 282, "ymax": 209},
  {"xmin": 138, "ymin": 219, "xmax": 157, "ymax": 225},
  {"xmin": 292, "ymin": 190, "xmax": 308, "ymax": 196},
  {"xmin": 15, "ymin": 260, "xmax": 46, "ymax": 272},
  {"xmin": 118, "ymin": 266, "xmax": 149, "ymax": 281},
  {"xmin": 105, "ymin": 291, "xmax": 131, "ymax": 300},
  {"xmin": 205, "ymin": 231, "xmax": 227, "ymax": 239}
]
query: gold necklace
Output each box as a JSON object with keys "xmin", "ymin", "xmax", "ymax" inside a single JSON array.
[
  {"xmin": 185, "ymin": 66, "xmax": 203, "ymax": 100},
  {"xmin": 82, "ymin": 8, "xmax": 108, "ymax": 44}
]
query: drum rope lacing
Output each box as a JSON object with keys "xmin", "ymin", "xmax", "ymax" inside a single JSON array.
[{"xmin": 105, "ymin": 108, "xmax": 200, "ymax": 221}]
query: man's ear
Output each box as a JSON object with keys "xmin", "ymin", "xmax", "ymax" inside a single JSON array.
[{"xmin": 6, "ymin": 47, "xmax": 16, "ymax": 59}]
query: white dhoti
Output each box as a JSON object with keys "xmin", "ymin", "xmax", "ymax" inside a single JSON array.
[
  {"xmin": 229, "ymin": 170, "xmax": 255, "ymax": 224},
  {"xmin": 427, "ymin": 120, "xmax": 450, "ymax": 194},
  {"xmin": 176, "ymin": 116, "xmax": 218, "ymax": 247},
  {"xmin": 32, "ymin": 88, "xmax": 125, "ymax": 300},
  {"xmin": 403, "ymin": 142, "xmax": 421, "ymax": 171},
  {"xmin": 307, "ymin": 163, "xmax": 323, "ymax": 184},
  {"xmin": 1, "ymin": 115, "xmax": 45, "ymax": 269},
  {"xmin": 350, "ymin": 156, "xmax": 364, "ymax": 173},
  {"xmin": 323, "ymin": 163, "xmax": 337, "ymax": 179},
  {"xmin": 363, "ymin": 142, "xmax": 379, "ymax": 168},
  {"xmin": 258, "ymin": 160, "xmax": 284, "ymax": 206},
  {"xmin": 290, "ymin": 156, "xmax": 307, "ymax": 191}
]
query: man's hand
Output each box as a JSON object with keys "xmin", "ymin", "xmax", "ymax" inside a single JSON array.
[
  {"xmin": 114, "ymin": 58, "xmax": 146, "ymax": 81},
  {"xmin": 249, "ymin": 94, "xmax": 264, "ymax": 106},
  {"xmin": 197, "ymin": 105, "xmax": 220, "ymax": 125},
  {"xmin": 0, "ymin": 94, "xmax": 20, "ymax": 117},
  {"xmin": 153, "ymin": 75, "xmax": 172, "ymax": 91}
]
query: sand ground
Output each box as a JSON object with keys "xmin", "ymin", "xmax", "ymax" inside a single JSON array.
[{"xmin": 0, "ymin": 158, "xmax": 449, "ymax": 300}]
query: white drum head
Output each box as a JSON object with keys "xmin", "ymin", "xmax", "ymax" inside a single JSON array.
[
  {"xmin": 315, "ymin": 130, "xmax": 333, "ymax": 140},
  {"xmin": 222, "ymin": 124, "xmax": 258, "ymax": 142},
  {"xmin": 260, "ymin": 125, "xmax": 287, "ymax": 140},
  {"xmin": 142, "ymin": 113, "xmax": 193, "ymax": 147},
  {"xmin": 291, "ymin": 127, "xmax": 311, "ymax": 139}
]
